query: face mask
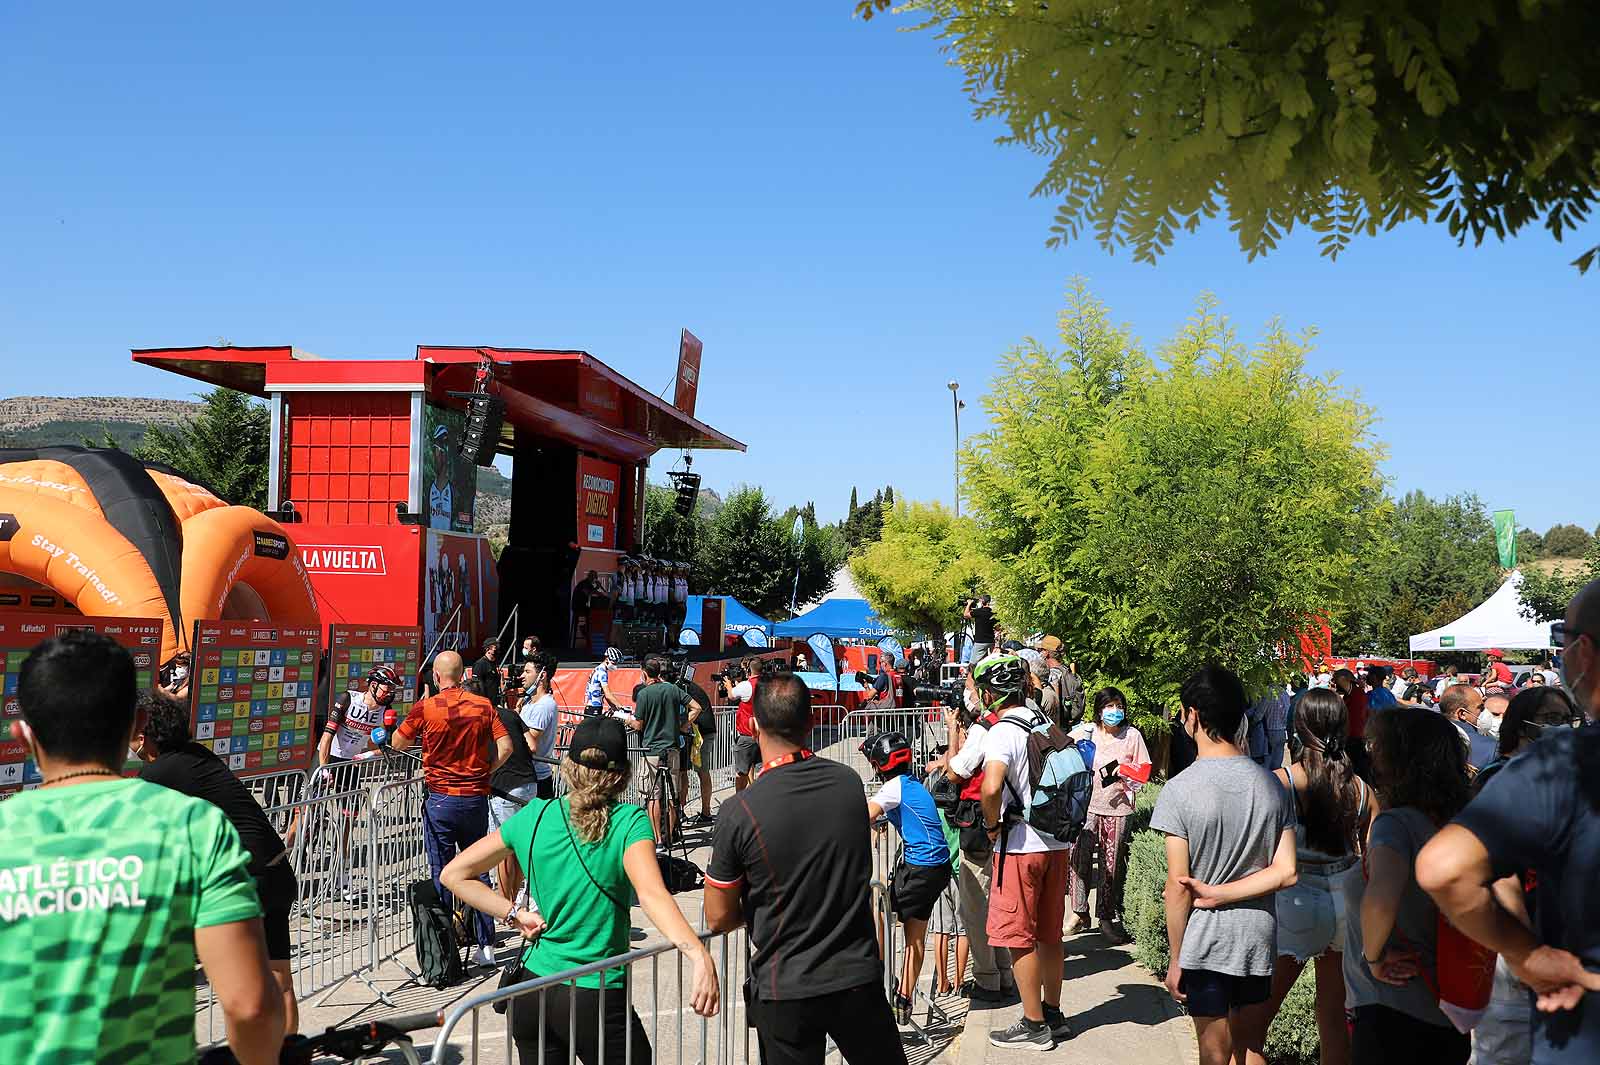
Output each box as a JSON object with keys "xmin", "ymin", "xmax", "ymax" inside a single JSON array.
[
  {"xmin": 171, "ymin": 665, "xmax": 189, "ymax": 682},
  {"xmin": 1560, "ymin": 642, "xmax": 1591, "ymax": 714},
  {"xmin": 1102, "ymin": 708, "xmax": 1126, "ymax": 728}
]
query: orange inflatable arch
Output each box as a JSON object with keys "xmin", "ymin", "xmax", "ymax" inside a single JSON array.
[{"xmin": 0, "ymin": 447, "xmax": 319, "ymax": 663}]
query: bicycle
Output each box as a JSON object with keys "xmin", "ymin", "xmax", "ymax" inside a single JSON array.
[{"xmin": 197, "ymin": 1009, "xmax": 442, "ymax": 1065}]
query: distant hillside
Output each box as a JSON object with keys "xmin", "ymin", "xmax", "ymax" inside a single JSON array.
[{"xmin": 0, "ymin": 396, "xmax": 201, "ymax": 450}]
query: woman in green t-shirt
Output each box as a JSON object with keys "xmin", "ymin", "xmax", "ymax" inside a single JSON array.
[{"xmin": 443, "ymin": 716, "xmax": 718, "ymax": 1064}]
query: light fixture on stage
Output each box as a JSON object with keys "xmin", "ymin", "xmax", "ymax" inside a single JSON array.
[
  {"xmin": 455, "ymin": 351, "xmax": 505, "ymax": 468},
  {"xmin": 668, "ymin": 455, "xmax": 700, "ymax": 516}
]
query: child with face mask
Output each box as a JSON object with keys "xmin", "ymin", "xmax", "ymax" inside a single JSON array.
[{"xmin": 1065, "ymin": 687, "xmax": 1152, "ymax": 942}]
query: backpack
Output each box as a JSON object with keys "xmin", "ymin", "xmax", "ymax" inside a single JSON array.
[
  {"xmin": 408, "ymin": 879, "xmax": 465, "ymax": 988},
  {"xmin": 994, "ymin": 710, "xmax": 1092, "ymax": 846}
]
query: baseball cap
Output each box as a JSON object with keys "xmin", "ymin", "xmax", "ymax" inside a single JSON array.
[
  {"xmin": 1486, "ymin": 648, "xmax": 1505, "ymax": 659},
  {"xmin": 1038, "ymin": 635, "xmax": 1063, "ymax": 653},
  {"xmin": 567, "ymin": 716, "xmax": 628, "ymax": 772}
]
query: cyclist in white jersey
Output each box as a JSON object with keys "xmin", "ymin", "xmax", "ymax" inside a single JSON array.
[{"xmin": 318, "ymin": 664, "xmax": 401, "ymax": 765}]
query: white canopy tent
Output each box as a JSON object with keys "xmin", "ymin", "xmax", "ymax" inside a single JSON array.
[{"xmin": 1408, "ymin": 570, "xmax": 1555, "ymax": 652}]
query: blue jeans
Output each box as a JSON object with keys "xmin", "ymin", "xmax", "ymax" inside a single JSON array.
[{"xmin": 422, "ymin": 792, "xmax": 495, "ymax": 947}]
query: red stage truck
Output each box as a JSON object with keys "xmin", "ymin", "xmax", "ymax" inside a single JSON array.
[{"xmin": 134, "ymin": 343, "xmax": 744, "ymax": 659}]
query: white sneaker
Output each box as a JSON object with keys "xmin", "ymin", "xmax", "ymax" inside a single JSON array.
[{"xmin": 471, "ymin": 945, "xmax": 498, "ymax": 968}]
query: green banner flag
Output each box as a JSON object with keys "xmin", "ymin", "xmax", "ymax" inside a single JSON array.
[{"xmin": 1493, "ymin": 509, "xmax": 1517, "ymax": 569}]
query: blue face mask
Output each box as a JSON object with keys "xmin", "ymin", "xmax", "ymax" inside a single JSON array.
[{"xmin": 1102, "ymin": 708, "xmax": 1126, "ymax": 728}]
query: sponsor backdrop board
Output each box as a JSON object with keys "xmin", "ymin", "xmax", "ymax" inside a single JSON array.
[
  {"xmin": 190, "ymin": 620, "xmax": 321, "ymax": 778},
  {"xmin": 328, "ymin": 623, "xmax": 422, "ymax": 727},
  {"xmin": 576, "ymin": 455, "xmax": 621, "ymax": 549},
  {"xmin": 0, "ymin": 614, "xmax": 161, "ymax": 795}
]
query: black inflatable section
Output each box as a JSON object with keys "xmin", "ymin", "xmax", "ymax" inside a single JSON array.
[{"xmin": 0, "ymin": 446, "xmax": 188, "ymax": 649}]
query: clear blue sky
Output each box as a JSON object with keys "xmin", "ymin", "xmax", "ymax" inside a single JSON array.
[{"xmin": 3, "ymin": 2, "xmax": 1593, "ymax": 534}]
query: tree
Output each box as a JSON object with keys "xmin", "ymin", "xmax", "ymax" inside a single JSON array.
[
  {"xmin": 694, "ymin": 487, "xmax": 845, "ymax": 616},
  {"xmin": 643, "ymin": 483, "xmax": 705, "ymax": 563},
  {"xmin": 1517, "ymin": 527, "xmax": 1546, "ymax": 563},
  {"xmin": 859, "ymin": 0, "xmax": 1600, "ymax": 271},
  {"xmin": 1520, "ymin": 539, "xmax": 1600, "ymax": 622},
  {"xmin": 134, "ymin": 388, "xmax": 271, "ymax": 508},
  {"xmin": 1330, "ymin": 491, "xmax": 1504, "ymax": 654},
  {"xmin": 850, "ymin": 501, "xmax": 985, "ymax": 659},
  {"xmin": 839, "ymin": 483, "xmax": 896, "ymax": 550},
  {"xmin": 1542, "ymin": 523, "xmax": 1593, "ymax": 558},
  {"xmin": 964, "ymin": 283, "xmax": 1386, "ymax": 731}
]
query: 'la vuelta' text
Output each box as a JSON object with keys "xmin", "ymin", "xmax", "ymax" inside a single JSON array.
[{"xmin": 0, "ymin": 855, "xmax": 148, "ymax": 921}]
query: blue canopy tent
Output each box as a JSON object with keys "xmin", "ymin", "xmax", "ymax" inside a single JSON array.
[
  {"xmin": 680, "ymin": 595, "xmax": 775, "ymax": 639},
  {"xmin": 773, "ymin": 598, "xmax": 894, "ymax": 640}
]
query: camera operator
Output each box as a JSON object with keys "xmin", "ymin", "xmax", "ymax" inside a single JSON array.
[
  {"xmin": 669, "ymin": 658, "xmax": 719, "ymax": 827},
  {"xmin": 964, "ymin": 596, "xmax": 996, "ymax": 662},
  {"xmin": 727, "ymin": 655, "xmax": 763, "ymax": 792}
]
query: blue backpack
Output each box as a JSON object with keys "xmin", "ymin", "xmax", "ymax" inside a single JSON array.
[{"xmin": 994, "ymin": 711, "xmax": 1093, "ymax": 846}]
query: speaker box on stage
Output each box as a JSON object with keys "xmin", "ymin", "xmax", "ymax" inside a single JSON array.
[{"xmin": 459, "ymin": 393, "xmax": 506, "ymax": 467}]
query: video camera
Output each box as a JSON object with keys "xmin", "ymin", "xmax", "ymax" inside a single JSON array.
[{"xmin": 911, "ymin": 680, "xmax": 965, "ymax": 710}]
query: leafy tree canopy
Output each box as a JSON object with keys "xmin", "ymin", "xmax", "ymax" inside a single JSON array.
[
  {"xmin": 693, "ymin": 487, "xmax": 845, "ymax": 617},
  {"xmin": 849, "ymin": 500, "xmax": 985, "ymax": 655},
  {"xmin": 964, "ymin": 282, "xmax": 1386, "ymax": 729},
  {"xmin": 859, "ymin": 0, "xmax": 1600, "ymax": 270},
  {"xmin": 1520, "ymin": 542, "xmax": 1600, "ymax": 622},
  {"xmin": 1542, "ymin": 522, "xmax": 1593, "ymax": 559},
  {"xmin": 1330, "ymin": 491, "xmax": 1503, "ymax": 655},
  {"xmin": 127, "ymin": 388, "xmax": 270, "ymax": 509}
]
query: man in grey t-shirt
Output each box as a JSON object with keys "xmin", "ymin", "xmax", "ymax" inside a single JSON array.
[{"xmin": 1152, "ymin": 666, "xmax": 1298, "ymax": 1065}]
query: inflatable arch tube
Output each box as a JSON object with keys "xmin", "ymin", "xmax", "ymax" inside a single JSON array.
[
  {"xmin": 177, "ymin": 506, "xmax": 320, "ymax": 632},
  {"xmin": 0, "ymin": 486, "xmax": 177, "ymax": 655}
]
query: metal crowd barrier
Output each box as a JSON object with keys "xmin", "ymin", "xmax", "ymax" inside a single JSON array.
[
  {"xmin": 823, "ymin": 708, "xmax": 948, "ymax": 790},
  {"xmin": 430, "ymin": 928, "xmax": 757, "ymax": 1065}
]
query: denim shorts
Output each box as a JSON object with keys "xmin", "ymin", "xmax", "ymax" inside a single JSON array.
[
  {"xmin": 1274, "ymin": 858, "xmax": 1361, "ymax": 963},
  {"xmin": 488, "ymin": 781, "xmax": 541, "ymax": 832}
]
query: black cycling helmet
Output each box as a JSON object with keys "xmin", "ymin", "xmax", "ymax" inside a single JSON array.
[
  {"xmin": 366, "ymin": 664, "xmax": 402, "ymax": 705},
  {"xmin": 860, "ymin": 731, "xmax": 914, "ymax": 779}
]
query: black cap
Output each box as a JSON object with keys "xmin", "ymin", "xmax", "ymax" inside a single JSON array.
[{"xmin": 567, "ymin": 716, "xmax": 628, "ymax": 771}]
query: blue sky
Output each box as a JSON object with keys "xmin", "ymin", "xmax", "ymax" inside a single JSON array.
[{"xmin": 2, "ymin": 2, "xmax": 1593, "ymax": 534}]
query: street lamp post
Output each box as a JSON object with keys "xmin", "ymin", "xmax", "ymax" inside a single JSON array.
[{"xmin": 947, "ymin": 379, "xmax": 962, "ymax": 516}]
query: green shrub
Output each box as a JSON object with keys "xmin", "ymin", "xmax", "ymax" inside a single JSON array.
[
  {"xmin": 1265, "ymin": 965, "xmax": 1320, "ymax": 1065},
  {"xmin": 1121, "ymin": 794, "xmax": 1323, "ymax": 1065}
]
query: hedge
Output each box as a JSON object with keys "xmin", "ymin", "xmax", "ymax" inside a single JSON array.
[{"xmin": 1121, "ymin": 782, "xmax": 1321, "ymax": 1065}]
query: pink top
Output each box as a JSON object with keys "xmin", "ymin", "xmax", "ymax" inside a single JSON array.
[{"xmin": 1077, "ymin": 722, "xmax": 1152, "ymax": 818}]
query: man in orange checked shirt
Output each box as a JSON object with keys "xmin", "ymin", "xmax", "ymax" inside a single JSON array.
[{"xmin": 391, "ymin": 649, "xmax": 513, "ymax": 968}]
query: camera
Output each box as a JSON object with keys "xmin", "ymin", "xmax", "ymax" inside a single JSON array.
[{"xmin": 911, "ymin": 680, "xmax": 965, "ymax": 709}]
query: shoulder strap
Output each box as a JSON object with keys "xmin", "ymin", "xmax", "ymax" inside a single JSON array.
[{"xmin": 522, "ymin": 801, "xmax": 552, "ymax": 911}]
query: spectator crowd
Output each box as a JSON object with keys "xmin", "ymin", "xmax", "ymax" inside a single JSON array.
[{"xmin": 3, "ymin": 578, "xmax": 1599, "ymax": 1065}]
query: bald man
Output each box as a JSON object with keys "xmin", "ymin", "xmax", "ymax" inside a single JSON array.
[
  {"xmin": 1418, "ymin": 578, "xmax": 1600, "ymax": 1065},
  {"xmin": 392, "ymin": 649, "xmax": 513, "ymax": 967},
  {"xmin": 1441, "ymin": 682, "xmax": 1497, "ymax": 770}
]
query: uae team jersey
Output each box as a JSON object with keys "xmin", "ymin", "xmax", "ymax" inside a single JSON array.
[
  {"xmin": 0, "ymin": 778, "xmax": 261, "ymax": 1064},
  {"xmin": 325, "ymin": 689, "xmax": 386, "ymax": 760}
]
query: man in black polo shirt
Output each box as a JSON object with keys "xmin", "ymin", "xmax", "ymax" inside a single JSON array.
[
  {"xmin": 704, "ymin": 674, "xmax": 905, "ymax": 1065},
  {"xmin": 472, "ymin": 637, "xmax": 502, "ymax": 706},
  {"xmin": 133, "ymin": 689, "xmax": 301, "ymax": 1035}
]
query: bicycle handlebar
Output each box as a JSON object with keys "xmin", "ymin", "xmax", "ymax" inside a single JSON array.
[{"xmin": 197, "ymin": 1008, "xmax": 444, "ymax": 1064}]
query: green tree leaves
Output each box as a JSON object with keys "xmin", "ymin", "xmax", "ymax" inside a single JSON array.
[
  {"xmin": 135, "ymin": 388, "xmax": 270, "ymax": 508},
  {"xmin": 964, "ymin": 283, "xmax": 1386, "ymax": 727},
  {"xmin": 865, "ymin": 0, "xmax": 1600, "ymax": 269},
  {"xmin": 849, "ymin": 501, "xmax": 984, "ymax": 656}
]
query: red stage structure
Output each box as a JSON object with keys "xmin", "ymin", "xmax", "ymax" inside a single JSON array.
[{"xmin": 134, "ymin": 342, "xmax": 743, "ymax": 657}]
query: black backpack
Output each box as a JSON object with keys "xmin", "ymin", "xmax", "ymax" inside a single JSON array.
[{"xmin": 408, "ymin": 879, "xmax": 465, "ymax": 988}]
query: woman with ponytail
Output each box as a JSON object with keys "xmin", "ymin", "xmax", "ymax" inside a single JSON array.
[
  {"xmin": 442, "ymin": 716, "xmax": 719, "ymax": 1064},
  {"xmin": 1236, "ymin": 687, "xmax": 1378, "ymax": 1065}
]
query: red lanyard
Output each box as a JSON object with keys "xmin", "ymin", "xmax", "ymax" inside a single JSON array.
[{"xmin": 761, "ymin": 748, "xmax": 814, "ymax": 773}]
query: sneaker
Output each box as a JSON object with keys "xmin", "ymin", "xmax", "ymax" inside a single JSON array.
[
  {"xmin": 470, "ymin": 945, "xmax": 497, "ymax": 969},
  {"xmin": 684, "ymin": 813, "xmax": 714, "ymax": 828},
  {"xmin": 989, "ymin": 1018, "xmax": 1054, "ymax": 1051},
  {"xmin": 1101, "ymin": 920, "xmax": 1132, "ymax": 946},
  {"xmin": 893, "ymin": 992, "xmax": 913, "ymax": 1026},
  {"xmin": 966, "ymin": 983, "xmax": 1017, "ymax": 1007},
  {"xmin": 1042, "ymin": 1006, "xmax": 1076, "ymax": 1043}
]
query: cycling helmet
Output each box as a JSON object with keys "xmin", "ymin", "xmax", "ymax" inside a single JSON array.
[
  {"xmin": 366, "ymin": 664, "xmax": 402, "ymax": 705},
  {"xmin": 860, "ymin": 731, "xmax": 914, "ymax": 779},
  {"xmin": 971, "ymin": 653, "xmax": 1026, "ymax": 712},
  {"xmin": 604, "ymin": 647, "xmax": 623, "ymax": 665}
]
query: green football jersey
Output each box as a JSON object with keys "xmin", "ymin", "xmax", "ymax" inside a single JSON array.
[{"xmin": 0, "ymin": 777, "xmax": 263, "ymax": 1064}]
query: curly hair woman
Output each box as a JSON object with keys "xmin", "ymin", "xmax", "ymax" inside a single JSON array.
[
  {"xmin": 1339, "ymin": 709, "xmax": 1473, "ymax": 1065},
  {"xmin": 442, "ymin": 716, "xmax": 718, "ymax": 1064}
]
